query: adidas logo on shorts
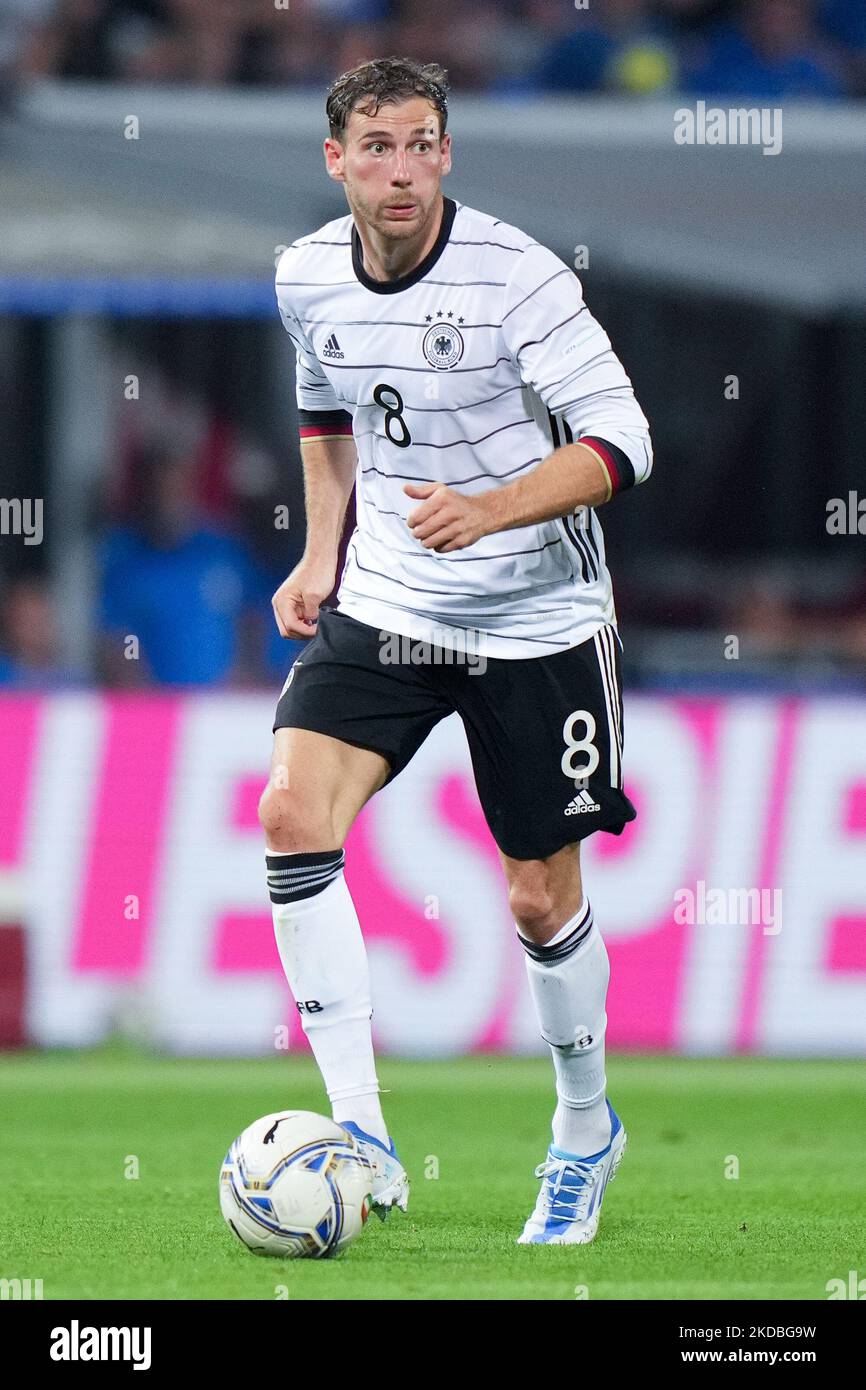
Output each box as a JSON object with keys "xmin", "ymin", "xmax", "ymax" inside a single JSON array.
[{"xmin": 564, "ymin": 789, "xmax": 601, "ymax": 815}]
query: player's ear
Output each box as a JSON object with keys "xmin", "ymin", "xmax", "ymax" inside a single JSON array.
[
  {"xmin": 440, "ymin": 131, "xmax": 452, "ymax": 177},
  {"xmin": 324, "ymin": 137, "xmax": 346, "ymax": 183}
]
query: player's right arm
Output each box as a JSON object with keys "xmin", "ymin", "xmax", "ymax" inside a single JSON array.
[
  {"xmin": 271, "ymin": 433, "xmax": 356, "ymax": 639},
  {"xmin": 272, "ymin": 255, "xmax": 357, "ymax": 637}
]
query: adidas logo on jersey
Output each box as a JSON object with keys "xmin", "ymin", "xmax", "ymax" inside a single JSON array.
[
  {"xmin": 322, "ymin": 333, "xmax": 344, "ymax": 359},
  {"xmin": 565, "ymin": 789, "xmax": 600, "ymax": 815}
]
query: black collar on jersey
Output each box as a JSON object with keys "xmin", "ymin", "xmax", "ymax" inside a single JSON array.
[{"xmin": 351, "ymin": 197, "xmax": 457, "ymax": 294}]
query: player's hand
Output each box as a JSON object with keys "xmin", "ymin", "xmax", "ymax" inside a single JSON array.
[
  {"xmin": 271, "ymin": 562, "xmax": 335, "ymax": 638},
  {"xmin": 404, "ymin": 482, "xmax": 492, "ymax": 553}
]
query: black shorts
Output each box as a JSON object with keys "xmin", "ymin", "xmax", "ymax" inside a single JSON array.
[{"xmin": 273, "ymin": 605, "xmax": 636, "ymax": 861}]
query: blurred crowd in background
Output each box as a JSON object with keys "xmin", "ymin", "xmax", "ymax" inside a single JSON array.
[
  {"xmin": 1, "ymin": 0, "xmax": 865, "ymax": 99},
  {"xmin": 0, "ymin": 0, "xmax": 864, "ymax": 692},
  {"xmin": 0, "ymin": 360, "xmax": 309, "ymax": 691}
]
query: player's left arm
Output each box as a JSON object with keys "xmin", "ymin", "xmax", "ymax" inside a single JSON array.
[{"xmin": 407, "ymin": 245, "xmax": 652, "ymax": 552}]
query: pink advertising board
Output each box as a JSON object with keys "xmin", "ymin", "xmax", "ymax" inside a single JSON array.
[{"xmin": 1, "ymin": 693, "xmax": 864, "ymax": 1055}]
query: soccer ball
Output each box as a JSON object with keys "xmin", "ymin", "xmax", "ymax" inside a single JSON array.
[{"xmin": 219, "ymin": 1110, "xmax": 373, "ymax": 1258}]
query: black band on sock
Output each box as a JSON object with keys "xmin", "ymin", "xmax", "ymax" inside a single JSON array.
[
  {"xmin": 518, "ymin": 901, "xmax": 594, "ymax": 965},
  {"xmin": 266, "ymin": 849, "xmax": 345, "ymax": 904}
]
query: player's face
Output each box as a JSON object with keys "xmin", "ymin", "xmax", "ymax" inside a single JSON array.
[{"xmin": 325, "ymin": 98, "xmax": 451, "ymax": 242}]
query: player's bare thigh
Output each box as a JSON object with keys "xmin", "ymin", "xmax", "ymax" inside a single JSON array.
[
  {"xmin": 499, "ymin": 841, "xmax": 584, "ymax": 946},
  {"xmin": 258, "ymin": 727, "xmax": 390, "ymax": 853}
]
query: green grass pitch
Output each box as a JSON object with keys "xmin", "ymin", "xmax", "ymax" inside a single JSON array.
[{"xmin": 2, "ymin": 1047, "xmax": 864, "ymax": 1301}]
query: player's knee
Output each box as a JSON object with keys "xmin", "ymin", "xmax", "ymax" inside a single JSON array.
[
  {"xmin": 257, "ymin": 781, "xmax": 335, "ymax": 852},
  {"xmin": 508, "ymin": 878, "xmax": 558, "ymax": 940}
]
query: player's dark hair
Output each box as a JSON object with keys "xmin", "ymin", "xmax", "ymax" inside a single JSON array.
[{"xmin": 326, "ymin": 57, "xmax": 449, "ymax": 143}]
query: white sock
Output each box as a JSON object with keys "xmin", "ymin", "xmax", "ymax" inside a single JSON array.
[
  {"xmin": 268, "ymin": 850, "xmax": 389, "ymax": 1146},
  {"xmin": 519, "ymin": 899, "xmax": 613, "ymax": 1157}
]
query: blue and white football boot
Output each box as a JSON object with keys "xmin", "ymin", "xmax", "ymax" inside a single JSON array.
[
  {"xmin": 339, "ymin": 1121, "xmax": 409, "ymax": 1221},
  {"xmin": 517, "ymin": 1100, "xmax": 626, "ymax": 1245}
]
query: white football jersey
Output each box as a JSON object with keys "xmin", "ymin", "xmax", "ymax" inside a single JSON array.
[{"xmin": 275, "ymin": 197, "xmax": 652, "ymax": 658}]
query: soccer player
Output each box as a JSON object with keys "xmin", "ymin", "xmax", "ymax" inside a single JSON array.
[{"xmin": 260, "ymin": 57, "xmax": 652, "ymax": 1245}]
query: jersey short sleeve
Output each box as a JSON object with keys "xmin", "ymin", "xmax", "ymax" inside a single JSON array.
[
  {"xmin": 500, "ymin": 244, "xmax": 652, "ymax": 492},
  {"xmin": 275, "ymin": 257, "xmax": 353, "ymax": 439}
]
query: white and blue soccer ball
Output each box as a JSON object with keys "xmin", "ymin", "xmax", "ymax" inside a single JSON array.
[{"xmin": 219, "ymin": 1111, "xmax": 373, "ymax": 1258}]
